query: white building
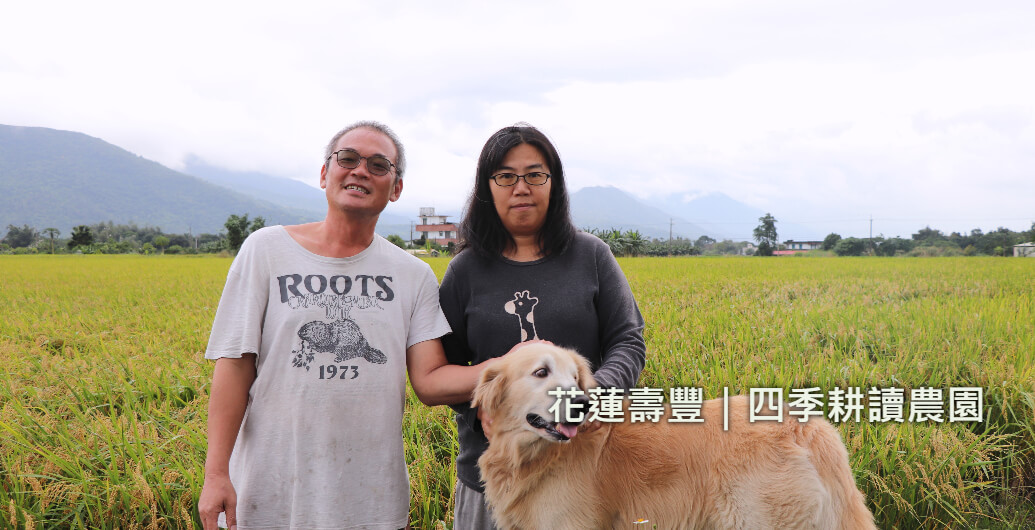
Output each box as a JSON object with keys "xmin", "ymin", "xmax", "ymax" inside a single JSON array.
[
  {"xmin": 415, "ymin": 207, "xmax": 458, "ymax": 246},
  {"xmin": 783, "ymin": 240, "xmax": 824, "ymax": 251},
  {"xmin": 1013, "ymin": 242, "xmax": 1035, "ymax": 257}
]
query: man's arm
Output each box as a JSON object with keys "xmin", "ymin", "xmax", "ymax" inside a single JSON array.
[
  {"xmin": 406, "ymin": 339, "xmax": 498, "ymax": 406},
  {"xmin": 198, "ymin": 355, "xmax": 256, "ymax": 530},
  {"xmin": 408, "ymin": 339, "xmax": 554, "ymax": 410}
]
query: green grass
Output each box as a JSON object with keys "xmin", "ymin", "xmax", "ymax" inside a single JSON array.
[{"xmin": 1, "ymin": 255, "xmax": 1033, "ymax": 528}]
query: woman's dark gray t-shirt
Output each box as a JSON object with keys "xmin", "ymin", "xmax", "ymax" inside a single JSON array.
[{"xmin": 440, "ymin": 231, "xmax": 646, "ymax": 492}]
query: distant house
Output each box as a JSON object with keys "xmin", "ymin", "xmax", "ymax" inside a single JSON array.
[
  {"xmin": 784, "ymin": 240, "xmax": 824, "ymax": 251},
  {"xmin": 771, "ymin": 240, "xmax": 822, "ymax": 256},
  {"xmin": 1014, "ymin": 242, "xmax": 1035, "ymax": 257},
  {"xmin": 415, "ymin": 207, "xmax": 458, "ymax": 246}
]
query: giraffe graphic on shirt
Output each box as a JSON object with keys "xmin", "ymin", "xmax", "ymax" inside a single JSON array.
[{"xmin": 504, "ymin": 290, "xmax": 539, "ymax": 341}]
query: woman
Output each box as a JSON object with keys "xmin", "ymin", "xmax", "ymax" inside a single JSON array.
[{"xmin": 440, "ymin": 124, "xmax": 646, "ymax": 529}]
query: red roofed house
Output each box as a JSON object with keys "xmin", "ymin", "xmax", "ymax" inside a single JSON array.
[
  {"xmin": 773, "ymin": 240, "xmax": 824, "ymax": 256},
  {"xmin": 416, "ymin": 207, "xmax": 458, "ymax": 246},
  {"xmin": 784, "ymin": 240, "xmax": 824, "ymax": 251}
]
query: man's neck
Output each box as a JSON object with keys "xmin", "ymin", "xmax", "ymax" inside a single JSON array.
[
  {"xmin": 284, "ymin": 210, "xmax": 379, "ymax": 259},
  {"xmin": 320, "ymin": 210, "xmax": 378, "ymax": 256}
]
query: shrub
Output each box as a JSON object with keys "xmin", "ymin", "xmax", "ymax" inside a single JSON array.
[{"xmin": 834, "ymin": 237, "xmax": 867, "ymax": 256}]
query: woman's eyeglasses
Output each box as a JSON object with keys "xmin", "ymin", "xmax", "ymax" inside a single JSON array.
[{"xmin": 490, "ymin": 172, "xmax": 551, "ymax": 187}]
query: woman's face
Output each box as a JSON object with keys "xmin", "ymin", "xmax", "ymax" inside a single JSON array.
[{"xmin": 490, "ymin": 143, "xmax": 553, "ymax": 239}]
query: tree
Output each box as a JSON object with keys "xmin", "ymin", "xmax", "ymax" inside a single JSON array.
[
  {"xmin": 624, "ymin": 230, "xmax": 647, "ymax": 257},
  {"xmin": 250, "ymin": 216, "xmax": 266, "ymax": 234},
  {"xmin": 153, "ymin": 235, "xmax": 170, "ymax": 254},
  {"xmin": 874, "ymin": 237, "xmax": 915, "ymax": 257},
  {"xmin": 225, "ymin": 214, "xmax": 265, "ymax": 254},
  {"xmin": 753, "ymin": 213, "xmax": 778, "ymax": 256},
  {"xmin": 911, "ymin": 226, "xmax": 946, "ymax": 243},
  {"xmin": 68, "ymin": 225, "xmax": 94, "ymax": 250},
  {"xmin": 585, "ymin": 228, "xmax": 647, "ymax": 257},
  {"xmin": 711, "ymin": 240, "xmax": 741, "ymax": 255},
  {"xmin": 822, "ymin": 233, "xmax": 841, "ymax": 251},
  {"xmin": 168, "ymin": 234, "xmax": 191, "ymax": 248},
  {"xmin": 386, "ymin": 234, "xmax": 407, "ymax": 249},
  {"xmin": 976, "ymin": 227, "xmax": 1016, "ymax": 256},
  {"xmin": 949, "ymin": 230, "xmax": 979, "ymax": 250},
  {"xmin": 695, "ymin": 235, "xmax": 716, "ymax": 249},
  {"xmin": 3, "ymin": 224, "xmax": 39, "ymax": 248},
  {"xmin": 643, "ymin": 237, "xmax": 697, "ymax": 256},
  {"xmin": 196, "ymin": 232, "xmax": 226, "ymax": 253},
  {"xmin": 833, "ymin": 237, "xmax": 867, "ymax": 256},
  {"xmin": 42, "ymin": 228, "xmax": 60, "ymax": 254}
]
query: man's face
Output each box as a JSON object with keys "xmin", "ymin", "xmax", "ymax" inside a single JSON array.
[{"xmin": 320, "ymin": 127, "xmax": 402, "ymax": 218}]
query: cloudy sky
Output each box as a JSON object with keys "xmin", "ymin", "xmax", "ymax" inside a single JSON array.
[{"xmin": 2, "ymin": 0, "xmax": 1032, "ymax": 239}]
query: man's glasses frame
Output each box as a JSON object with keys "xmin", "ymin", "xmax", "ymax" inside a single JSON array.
[{"xmin": 326, "ymin": 148, "xmax": 397, "ymax": 176}]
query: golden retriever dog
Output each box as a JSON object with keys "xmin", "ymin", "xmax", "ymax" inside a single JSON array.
[{"xmin": 473, "ymin": 344, "xmax": 876, "ymax": 530}]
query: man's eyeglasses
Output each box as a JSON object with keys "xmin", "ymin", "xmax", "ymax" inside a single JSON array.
[
  {"xmin": 326, "ymin": 148, "xmax": 396, "ymax": 176},
  {"xmin": 490, "ymin": 172, "xmax": 551, "ymax": 187}
]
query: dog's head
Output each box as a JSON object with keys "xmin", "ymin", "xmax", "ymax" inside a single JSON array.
[{"xmin": 473, "ymin": 343, "xmax": 596, "ymax": 444}]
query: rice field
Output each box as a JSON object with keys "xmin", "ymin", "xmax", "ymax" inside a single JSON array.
[{"xmin": 0, "ymin": 254, "xmax": 1032, "ymax": 528}]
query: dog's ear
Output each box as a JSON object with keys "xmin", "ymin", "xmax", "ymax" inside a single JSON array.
[
  {"xmin": 472, "ymin": 360, "xmax": 507, "ymax": 416},
  {"xmin": 576, "ymin": 354, "xmax": 597, "ymax": 393}
]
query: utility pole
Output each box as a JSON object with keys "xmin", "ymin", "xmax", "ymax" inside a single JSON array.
[{"xmin": 669, "ymin": 218, "xmax": 674, "ymax": 256}]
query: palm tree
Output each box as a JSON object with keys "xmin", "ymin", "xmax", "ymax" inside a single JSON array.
[
  {"xmin": 624, "ymin": 230, "xmax": 646, "ymax": 257},
  {"xmin": 43, "ymin": 228, "xmax": 60, "ymax": 254}
]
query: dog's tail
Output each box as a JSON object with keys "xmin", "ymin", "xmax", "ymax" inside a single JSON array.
[{"xmin": 808, "ymin": 421, "xmax": 877, "ymax": 530}]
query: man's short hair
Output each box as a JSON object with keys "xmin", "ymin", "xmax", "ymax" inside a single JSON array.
[{"xmin": 324, "ymin": 121, "xmax": 406, "ymax": 180}]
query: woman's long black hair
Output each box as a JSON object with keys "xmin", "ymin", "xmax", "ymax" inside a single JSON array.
[{"xmin": 456, "ymin": 124, "xmax": 576, "ymax": 258}]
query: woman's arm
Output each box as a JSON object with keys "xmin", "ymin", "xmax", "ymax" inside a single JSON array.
[{"xmin": 590, "ymin": 242, "xmax": 647, "ymax": 390}]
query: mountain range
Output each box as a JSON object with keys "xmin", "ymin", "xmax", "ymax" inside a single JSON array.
[
  {"xmin": 0, "ymin": 124, "xmax": 820, "ymax": 241},
  {"xmin": 0, "ymin": 124, "xmax": 315, "ymax": 235}
]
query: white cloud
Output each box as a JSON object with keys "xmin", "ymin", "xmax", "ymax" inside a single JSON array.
[{"xmin": 2, "ymin": 0, "xmax": 1033, "ymax": 237}]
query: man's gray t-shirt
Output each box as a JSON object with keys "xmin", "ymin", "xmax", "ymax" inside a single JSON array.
[{"xmin": 206, "ymin": 226, "xmax": 450, "ymax": 529}]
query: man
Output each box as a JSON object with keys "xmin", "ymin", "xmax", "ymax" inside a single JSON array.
[{"xmin": 198, "ymin": 122, "xmax": 486, "ymax": 529}]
